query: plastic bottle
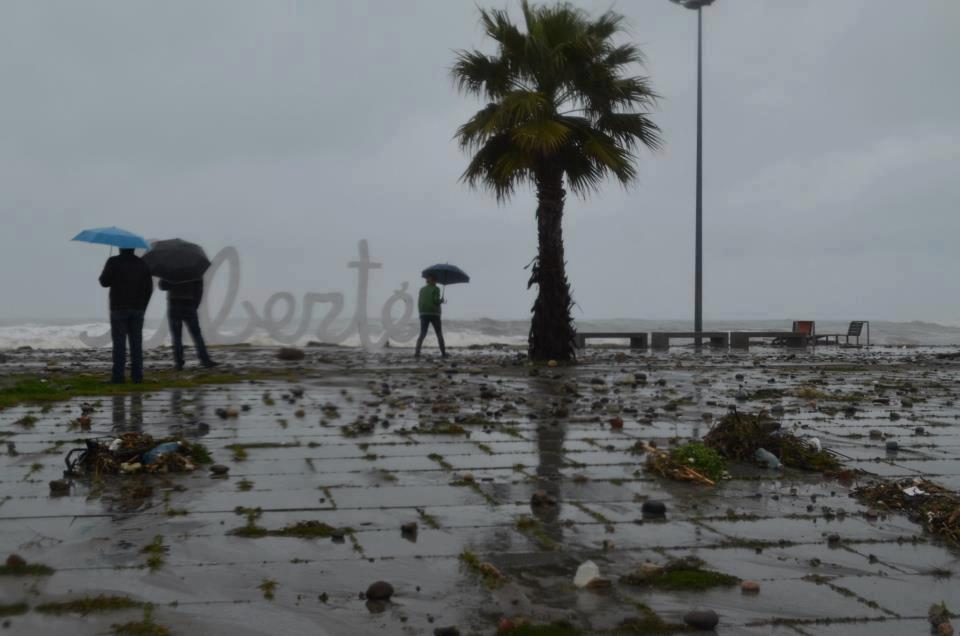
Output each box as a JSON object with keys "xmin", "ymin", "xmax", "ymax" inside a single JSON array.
[
  {"xmin": 754, "ymin": 447, "xmax": 781, "ymax": 470},
  {"xmin": 574, "ymin": 560, "xmax": 600, "ymax": 588},
  {"xmin": 142, "ymin": 442, "xmax": 181, "ymax": 464}
]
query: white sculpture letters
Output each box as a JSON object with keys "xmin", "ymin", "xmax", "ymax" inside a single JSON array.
[{"xmin": 80, "ymin": 240, "xmax": 418, "ymax": 349}]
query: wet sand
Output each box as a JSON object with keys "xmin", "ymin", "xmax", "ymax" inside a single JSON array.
[{"xmin": 1, "ymin": 344, "xmax": 959, "ymax": 635}]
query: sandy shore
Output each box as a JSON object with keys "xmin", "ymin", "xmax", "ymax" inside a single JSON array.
[{"xmin": 1, "ymin": 343, "xmax": 959, "ymax": 635}]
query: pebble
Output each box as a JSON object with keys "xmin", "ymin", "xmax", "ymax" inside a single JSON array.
[
  {"xmin": 827, "ymin": 533, "xmax": 841, "ymax": 546},
  {"xmin": 641, "ymin": 500, "xmax": 666, "ymax": 517},
  {"xmin": 530, "ymin": 490, "xmax": 557, "ymax": 508},
  {"xmin": 210, "ymin": 464, "xmax": 230, "ymax": 476},
  {"xmin": 885, "ymin": 440, "xmax": 899, "ymax": 451},
  {"xmin": 869, "ymin": 429, "xmax": 884, "ymax": 440},
  {"xmin": 740, "ymin": 580, "xmax": 760, "ymax": 594},
  {"xmin": 5, "ymin": 554, "xmax": 26, "ymax": 568},
  {"xmin": 49, "ymin": 479, "xmax": 70, "ymax": 496},
  {"xmin": 277, "ymin": 347, "xmax": 306, "ymax": 361},
  {"xmin": 939, "ymin": 624, "xmax": 954, "ymax": 636},
  {"xmin": 365, "ymin": 581, "xmax": 394, "ymax": 601},
  {"xmin": 683, "ymin": 609, "xmax": 719, "ymax": 630},
  {"xmin": 640, "ymin": 562, "xmax": 664, "ymax": 577},
  {"xmin": 401, "ymin": 522, "xmax": 418, "ymax": 537}
]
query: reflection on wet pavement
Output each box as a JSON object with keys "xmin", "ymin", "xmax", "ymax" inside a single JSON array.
[{"xmin": 1, "ymin": 344, "xmax": 959, "ymax": 634}]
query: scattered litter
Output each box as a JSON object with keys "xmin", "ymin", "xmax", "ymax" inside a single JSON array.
[
  {"xmin": 574, "ymin": 560, "xmax": 600, "ymax": 588},
  {"xmin": 64, "ymin": 433, "xmax": 210, "ymax": 476},
  {"xmin": 855, "ymin": 478, "xmax": 960, "ymax": 547}
]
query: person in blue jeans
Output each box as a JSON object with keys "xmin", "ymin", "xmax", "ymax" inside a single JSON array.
[
  {"xmin": 99, "ymin": 248, "xmax": 153, "ymax": 383},
  {"xmin": 159, "ymin": 278, "xmax": 217, "ymax": 371}
]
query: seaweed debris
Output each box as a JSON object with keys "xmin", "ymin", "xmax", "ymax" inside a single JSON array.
[
  {"xmin": 704, "ymin": 410, "xmax": 840, "ymax": 471},
  {"xmin": 642, "ymin": 442, "xmax": 719, "ymax": 485},
  {"xmin": 854, "ymin": 478, "xmax": 960, "ymax": 547}
]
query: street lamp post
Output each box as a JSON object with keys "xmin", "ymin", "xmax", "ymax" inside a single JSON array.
[{"xmin": 670, "ymin": 0, "xmax": 714, "ymax": 347}]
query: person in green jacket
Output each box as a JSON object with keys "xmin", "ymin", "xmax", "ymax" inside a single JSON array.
[{"xmin": 415, "ymin": 275, "xmax": 447, "ymax": 358}]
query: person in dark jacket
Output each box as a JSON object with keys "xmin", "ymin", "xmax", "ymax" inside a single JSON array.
[
  {"xmin": 99, "ymin": 248, "xmax": 153, "ymax": 383},
  {"xmin": 159, "ymin": 278, "xmax": 217, "ymax": 370}
]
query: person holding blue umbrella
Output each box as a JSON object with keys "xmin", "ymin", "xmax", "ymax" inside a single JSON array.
[{"xmin": 74, "ymin": 227, "xmax": 154, "ymax": 383}]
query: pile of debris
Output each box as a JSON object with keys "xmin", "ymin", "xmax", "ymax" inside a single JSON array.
[
  {"xmin": 64, "ymin": 433, "xmax": 211, "ymax": 476},
  {"xmin": 642, "ymin": 442, "xmax": 722, "ymax": 486},
  {"xmin": 854, "ymin": 478, "xmax": 960, "ymax": 547},
  {"xmin": 704, "ymin": 410, "xmax": 841, "ymax": 472}
]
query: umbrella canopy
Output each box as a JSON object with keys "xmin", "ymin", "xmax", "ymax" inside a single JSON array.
[
  {"xmin": 422, "ymin": 264, "xmax": 470, "ymax": 286},
  {"xmin": 142, "ymin": 239, "xmax": 211, "ymax": 283},
  {"xmin": 72, "ymin": 226, "xmax": 150, "ymax": 250}
]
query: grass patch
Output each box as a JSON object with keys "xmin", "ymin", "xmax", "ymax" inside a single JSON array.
[
  {"xmin": 0, "ymin": 602, "xmax": 28, "ymax": 617},
  {"xmin": 0, "ymin": 558, "xmax": 54, "ymax": 577},
  {"xmin": 621, "ymin": 556, "xmax": 738, "ymax": 591},
  {"xmin": 111, "ymin": 605, "xmax": 170, "ymax": 636},
  {"xmin": 614, "ymin": 603, "xmax": 685, "ymax": 634},
  {"xmin": 497, "ymin": 621, "xmax": 582, "ymax": 636},
  {"xmin": 417, "ymin": 507, "xmax": 440, "ymax": 529},
  {"xmin": 427, "ymin": 453, "xmax": 454, "ymax": 471},
  {"xmin": 36, "ymin": 595, "xmax": 143, "ymax": 615},
  {"xmin": 0, "ymin": 370, "xmax": 287, "ymax": 409},
  {"xmin": 14, "ymin": 414, "xmax": 37, "ymax": 428},
  {"xmin": 668, "ymin": 443, "xmax": 726, "ymax": 482},
  {"xmin": 259, "ymin": 579, "xmax": 278, "ymax": 601},
  {"xmin": 513, "ymin": 515, "xmax": 557, "ymax": 549},
  {"xmin": 141, "ymin": 536, "xmax": 167, "ymax": 571},
  {"xmin": 226, "ymin": 441, "xmax": 300, "ymax": 461}
]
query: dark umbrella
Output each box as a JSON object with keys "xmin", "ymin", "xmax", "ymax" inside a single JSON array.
[
  {"xmin": 422, "ymin": 263, "xmax": 470, "ymax": 301},
  {"xmin": 142, "ymin": 239, "xmax": 211, "ymax": 283},
  {"xmin": 421, "ymin": 264, "xmax": 470, "ymax": 286}
]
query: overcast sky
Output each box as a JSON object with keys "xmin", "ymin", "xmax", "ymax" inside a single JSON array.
[{"xmin": 1, "ymin": 1, "xmax": 957, "ymax": 325}]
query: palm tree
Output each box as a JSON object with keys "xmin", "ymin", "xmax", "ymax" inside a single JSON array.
[{"xmin": 453, "ymin": 1, "xmax": 661, "ymax": 361}]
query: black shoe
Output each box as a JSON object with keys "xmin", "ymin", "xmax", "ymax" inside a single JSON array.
[{"xmin": 201, "ymin": 360, "xmax": 219, "ymax": 369}]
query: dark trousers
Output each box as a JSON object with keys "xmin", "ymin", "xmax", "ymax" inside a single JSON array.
[
  {"xmin": 169, "ymin": 304, "xmax": 211, "ymax": 368},
  {"xmin": 110, "ymin": 310, "xmax": 145, "ymax": 383},
  {"xmin": 415, "ymin": 315, "xmax": 445, "ymax": 355}
]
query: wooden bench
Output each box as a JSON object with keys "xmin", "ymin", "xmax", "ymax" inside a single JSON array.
[
  {"xmin": 650, "ymin": 331, "xmax": 729, "ymax": 349},
  {"xmin": 574, "ymin": 332, "xmax": 648, "ymax": 349},
  {"xmin": 730, "ymin": 331, "xmax": 805, "ymax": 349}
]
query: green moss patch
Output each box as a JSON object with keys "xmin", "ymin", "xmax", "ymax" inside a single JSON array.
[
  {"xmin": 0, "ymin": 602, "xmax": 28, "ymax": 617},
  {"xmin": 0, "ymin": 559, "xmax": 54, "ymax": 577},
  {"xmin": 36, "ymin": 595, "xmax": 143, "ymax": 615},
  {"xmin": 621, "ymin": 556, "xmax": 738, "ymax": 591},
  {"xmin": 0, "ymin": 370, "xmax": 287, "ymax": 409}
]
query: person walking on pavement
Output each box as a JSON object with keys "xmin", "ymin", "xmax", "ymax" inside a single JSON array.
[
  {"xmin": 99, "ymin": 248, "xmax": 153, "ymax": 383},
  {"xmin": 159, "ymin": 278, "xmax": 217, "ymax": 370},
  {"xmin": 415, "ymin": 275, "xmax": 446, "ymax": 358}
]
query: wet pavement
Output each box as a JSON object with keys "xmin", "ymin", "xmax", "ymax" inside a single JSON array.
[{"xmin": 1, "ymin": 344, "xmax": 959, "ymax": 635}]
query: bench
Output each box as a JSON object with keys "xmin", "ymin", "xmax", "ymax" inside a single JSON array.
[
  {"xmin": 821, "ymin": 320, "xmax": 869, "ymax": 346},
  {"xmin": 574, "ymin": 332, "xmax": 648, "ymax": 349},
  {"xmin": 650, "ymin": 331, "xmax": 729, "ymax": 349},
  {"xmin": 730, "ymin": 331, "xmax": 805, "ymax": 349}
]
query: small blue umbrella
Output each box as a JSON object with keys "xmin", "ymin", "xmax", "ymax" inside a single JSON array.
[
  {"xmin": 72, "ymin": 226, "xmax": 150, "ymax": 250},
  {"xmin": 421, "ymin": 264, "xmax": 470, "ymax": 286}
]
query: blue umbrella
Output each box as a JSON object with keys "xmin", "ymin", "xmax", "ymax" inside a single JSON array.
[
  {"xmin": 421, "ymin": 264, "xmax": 470, "ymax": 286},
  {"xmin": 72, "ymin": 226, "xmax": 150, "ymax": 250}
]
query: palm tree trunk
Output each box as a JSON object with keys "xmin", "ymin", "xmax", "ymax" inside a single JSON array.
[{"xmin": 529, "ymin": 165, "xmax": 575, "ymax": 361}]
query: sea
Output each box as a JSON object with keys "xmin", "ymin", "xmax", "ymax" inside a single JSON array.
[{"xmin": 2, "ymin": 318, "xmax": 960, "ymax": 349}]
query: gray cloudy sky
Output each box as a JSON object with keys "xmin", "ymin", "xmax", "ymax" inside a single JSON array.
[{"xmin": 1, "ymin": 1, "xmax": 958, "ymax": 324}]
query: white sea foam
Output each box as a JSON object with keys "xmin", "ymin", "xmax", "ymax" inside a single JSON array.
[{"xmin": 1, "ymin": 318, "xmax": 960, "ymax": 350}]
